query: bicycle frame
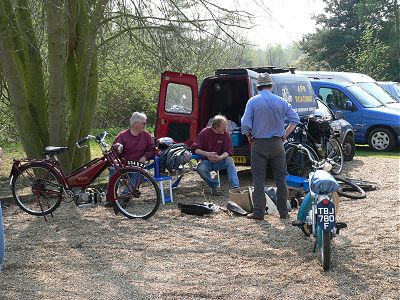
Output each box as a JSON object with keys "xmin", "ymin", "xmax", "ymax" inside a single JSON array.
[{"xmin": 10, "ymin": 132, "xmax": 161, "ymax": 220}]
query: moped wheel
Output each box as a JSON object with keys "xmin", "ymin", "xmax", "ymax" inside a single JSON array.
[
  {"xmin": 112, "ymin": 169, "xmax": 161, "ymax": 219},
  {"xmin": 285, "ymin": 143, "xmax": 319, "ymax": 178},
  {"xmin": 11, "ymin": 163, "xmax": 63, "ymax": 216},
  {"xmin": 326, "ymin": 138, "xmax": 344, "ymax": 175},
  {"xmin": 320, "ymin": 230, "xmax": 331, "ymax": 271}
]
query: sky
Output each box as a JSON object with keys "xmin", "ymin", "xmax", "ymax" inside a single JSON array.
[{"xmin": 236, "ymin": 0, "xmax": 326, "ymax": 48}]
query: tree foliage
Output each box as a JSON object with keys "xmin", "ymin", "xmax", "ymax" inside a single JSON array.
[
  {"xmin": 0, "ymin": 0, "xmax": 255, "ymax": 170},
  {"xmin": 245, "ymin": 43, "xmax": 303, "ymax": 68},
  {"xmin": 300, "ymin": 0, "xmax": 400, "ymax": 81},
  {"xmin": 347, "ymin": 26, "xmax": 390, "ymax": 79}
]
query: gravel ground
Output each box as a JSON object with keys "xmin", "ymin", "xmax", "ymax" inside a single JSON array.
[{"xmin": 0, "ymin": 156, "xmax": 399, "ymax": 300}]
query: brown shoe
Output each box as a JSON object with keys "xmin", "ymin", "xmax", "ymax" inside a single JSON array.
[{"xmin": 246, "ymin": 213, "xmax": 264, "ymax": 220}]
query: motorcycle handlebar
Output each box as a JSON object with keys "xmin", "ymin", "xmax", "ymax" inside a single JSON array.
[
  {"xmin": 76, "ymin": 135, "xmax": 96, "ymax": 148},
  {"xmin": 76, "ymin": 137, "xmax": 89, "ymax": 148}
]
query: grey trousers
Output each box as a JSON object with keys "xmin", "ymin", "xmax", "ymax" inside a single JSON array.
[{"xmin": 251, "ymin": 137, "xmax": 288, "ymax": 217}]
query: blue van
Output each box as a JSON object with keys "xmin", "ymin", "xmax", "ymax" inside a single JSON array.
[{"xmin": 309, "ymin": 79, "xmax": 400, "ymax": 151}]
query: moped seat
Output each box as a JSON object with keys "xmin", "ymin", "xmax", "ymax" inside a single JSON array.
[{"xmin": 43, "ymin": 146, "xmax": 69, "ymax": 155}]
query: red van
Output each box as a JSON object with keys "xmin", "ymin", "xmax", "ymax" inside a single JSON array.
[{"xmin": 155, "ymin": 68, "xmax": 355, "ymax": 164}]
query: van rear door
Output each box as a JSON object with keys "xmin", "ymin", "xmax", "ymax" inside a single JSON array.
[{"xmin": 156, "ymin": 71, "xmax": 199, "ymax": 145}]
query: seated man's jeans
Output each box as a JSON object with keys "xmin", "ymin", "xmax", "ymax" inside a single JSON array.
[
  {"xmin": 108, "ymin": 168, "xmax": 140, "ymax": 196},
  {"xmin": 197, "ymin": 157, "xmax": 240, "ymax": 189}
]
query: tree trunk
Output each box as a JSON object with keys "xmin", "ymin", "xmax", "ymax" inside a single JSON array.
[
  {"xmin": 0, "ymin": 0, "xmax": 45, "ymax": 158},
  {"xmin": 66, "ymin": 0, "xmax": 107, "ymax": 171},
  {"xmin": 15, "ymin": 0, "xmax": 49, "ymax": 146},
  {"xmin": 47, "ymin": 0, "xmax": 67, "ymax": 150}
]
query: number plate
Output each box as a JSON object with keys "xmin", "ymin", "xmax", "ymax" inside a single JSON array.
[
  {"xmin": 317, "ymin": 201, "xmax": 336, "ymax": 230},
  {"xmin": 233, "ymin": 156, "xmax": 247, "ymax": 164}
]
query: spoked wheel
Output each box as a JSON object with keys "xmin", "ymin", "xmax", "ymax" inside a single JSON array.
[
  {"xmin": 11, "ymin": 163, "xmax": 63, "ymax": 216},
  {"xmin": 112, "ymin": 169, "xmax": 161, "ymax": 219},
  {"xmin": 285, "ymin": 143, "xmax": 319, "ymax": 178},
  {"xmin": 320, "ymin": 230, "xmax": 331, "ymax": 271},
  {"xmin": 333, "ymin": 176, "xmax": 366, "ymax": 200},
  {"xmin": 325, "ymin": 138, "xmax": 344, "ymax": 175}
]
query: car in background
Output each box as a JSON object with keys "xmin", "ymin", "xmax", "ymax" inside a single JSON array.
[
  {"xmin": 313, "ymin": 99, "xmax": 355, "ymax": 161},
  {"xmin": 297, "ymin": 71, "xmax": 400, "ymax": 110},
  {"xmin": 378, "ymin": 81, "xmax": 400, "ymax": 102},
  {"xmin": 308, "ymin": 78, "xmax": 400, "ymax": 152}
]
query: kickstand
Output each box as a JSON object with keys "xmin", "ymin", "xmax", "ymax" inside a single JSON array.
[{"xmin": 42, "ymin": 211, "xmax": 55, "ymax": 222}]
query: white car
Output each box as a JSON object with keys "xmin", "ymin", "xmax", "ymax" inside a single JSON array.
[{"xmin": 378, "ymin": 81, "xmax": 400, "ymax": 102}]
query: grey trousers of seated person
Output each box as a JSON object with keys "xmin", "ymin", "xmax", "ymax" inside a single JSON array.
[{"xmin": 251, "ymin": 138, "xmax": 288, "ymax": 217}]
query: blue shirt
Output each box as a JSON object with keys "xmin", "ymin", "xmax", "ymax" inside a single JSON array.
[{"xmin": 241, "ymin": 89, "xmax": 300, "ymax": 138}]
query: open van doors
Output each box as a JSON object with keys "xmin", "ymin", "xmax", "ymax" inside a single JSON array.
[{"xmin": 155, "ymin": 71, "xmax": 199, "ymax": 145}]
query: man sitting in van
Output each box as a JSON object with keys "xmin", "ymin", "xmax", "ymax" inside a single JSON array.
[{"xmin": 192, "ymin": 115, "xmax": 240, "ymax": 196}]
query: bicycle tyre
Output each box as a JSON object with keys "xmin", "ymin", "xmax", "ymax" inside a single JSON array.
[
  {"xmin": 285, "ymin": 143, "xmax": 319, "ymax": 178},
  {"xmin": 326, "ymin": 138, "xmax": 344, "ymax": 175},
  {"xmin": 112, "ymin": 168, "xmax": 161, "ymax": 219},
  {"xmin": 333, "ymin": 176, "xmax": 366, "ymax": 199},
  {"xmin": 11, "ymin": 162, "xmax": 63, "ymax": 216},
  {"xmin": 341, "ymin": 179, "xmax": 377, "ymax": 192},
  {"xmin": 320, "ymin": 230, "xmax": 331, "ymax": 271}
]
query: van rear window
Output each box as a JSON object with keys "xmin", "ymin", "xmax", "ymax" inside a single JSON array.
[
  {"xmin": 165, "ymin": 83, "xmax": 193, "ymax": 114},
  {"xmin": 275, "ymin": 82, "xmax": 317, "ymax": 114}
]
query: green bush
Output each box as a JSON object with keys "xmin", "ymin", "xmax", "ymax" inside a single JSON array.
[{"xmin": 95, "ymin": 67, "xmax": 159, "ymax": 129}]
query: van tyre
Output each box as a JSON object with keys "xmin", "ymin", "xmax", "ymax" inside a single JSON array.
[
  {"xmin": 368, "ymin": 128, "xmax": 395, "ymax": 152},
  {"xmin": 342, "ymin": 135, "xmax": 355, "ymax": 161}
]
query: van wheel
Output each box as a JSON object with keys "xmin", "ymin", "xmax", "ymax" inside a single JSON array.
[
  {"xmin": 342, "ymin": 135, "xmax": 355, "ymax": 161},
  {"xmin": 368, "ymin": 128, "xmax": 395, "ymax": 152}
]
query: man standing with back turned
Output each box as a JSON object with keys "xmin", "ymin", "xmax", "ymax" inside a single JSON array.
[{"xmin": 241, "ymin": 73, "xmax": 299, "ymax": 220}]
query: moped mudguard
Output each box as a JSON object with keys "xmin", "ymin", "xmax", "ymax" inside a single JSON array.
[{"xmin": 297, "ymin": 192, "xmax": 312, "ymax": 221}]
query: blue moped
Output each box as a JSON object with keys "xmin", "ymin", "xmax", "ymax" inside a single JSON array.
[{"xmin": 292, "ymin": 144, "xmax": 347, "ymax": 271}]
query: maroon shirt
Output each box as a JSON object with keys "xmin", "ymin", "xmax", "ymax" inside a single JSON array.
[
  {"xmin": 191, "ymin": 127, "xmax": 234, "ymax": 156},
  {"xmin": 113, "ymin": 129, "xmax": 155, "ymax": 161}
]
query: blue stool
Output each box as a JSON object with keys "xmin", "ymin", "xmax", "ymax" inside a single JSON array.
[{"xmin": 147, "ymin": 156, "xmax": 173, "ymax": 204}]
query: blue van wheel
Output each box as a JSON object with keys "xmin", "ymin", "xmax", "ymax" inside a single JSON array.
[{"xmin": 368, "ymin": 127, "xmax": 395, "ymax": 152}]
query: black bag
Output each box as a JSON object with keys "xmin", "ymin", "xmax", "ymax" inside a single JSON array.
[
  {"xmin": 178, "ymin": 203, "xmax": 214, "ymax": 216},
  {"xmin": 308, "ymin": 117, "xmax": 331, "ymax": 139},
  {"xmin": 159, "ymin": 143, "xmax": 192, "ymax": 173}
]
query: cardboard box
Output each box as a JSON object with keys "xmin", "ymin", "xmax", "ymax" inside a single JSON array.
[{"xmin": 229, "ymin": 186, "xmax": 253, "ymax": 212}]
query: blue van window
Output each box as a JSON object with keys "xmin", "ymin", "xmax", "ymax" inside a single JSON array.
[
  {"xmin": 318, "ymin": 87, "xmax": 351, "ymax": 110},
  {"xmin": 346, "ymin": 85, "xmax": 383, "ymax": 108},
  {"xmin": 165, "ymin": 83, "xmax": 193, "ymax": 114}
]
